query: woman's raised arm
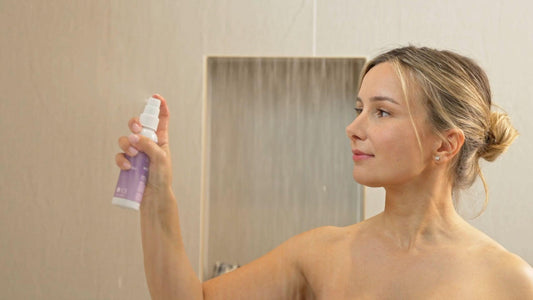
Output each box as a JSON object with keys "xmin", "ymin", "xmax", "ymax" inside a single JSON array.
[{"xmin": 115, "ymin": 94, "xmax": 310, "ymax": 299}]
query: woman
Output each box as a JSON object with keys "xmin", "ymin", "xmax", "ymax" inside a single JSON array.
[{"xmin": 116, "ymin": 46, "xmax": 533, "ymax": 299}]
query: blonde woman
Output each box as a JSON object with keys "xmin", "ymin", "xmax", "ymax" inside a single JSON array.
[{"xmin": 116, "ymin": 46, "xmax": 533, "ymax": 299}]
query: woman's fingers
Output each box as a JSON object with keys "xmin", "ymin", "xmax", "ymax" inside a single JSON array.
[
  {"xmin": 115, "ymin": 153, "xmax": 132, "ymax": 170},
  {"xmin": 127, "ymin": 133, "xmax": 166, "ymax": 164},
  {"xmin": 128, "ymin": 117, "xmax": 142, "ymax": 134},
  {"xmin": 118, "ymin": 136, "xmax": 139, "ymax": 156},
  {"xmin": 116, "ymin": 132, "xmax": 140, "ymax": 171},
  {"xmin": 115, "ymin": 134, "xmax": 165, "ymax": 170}
]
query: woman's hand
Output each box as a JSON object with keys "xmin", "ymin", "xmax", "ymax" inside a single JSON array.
[{"xmin": 115, "ymin": 94, "xmax": 173, "ymax": 211}]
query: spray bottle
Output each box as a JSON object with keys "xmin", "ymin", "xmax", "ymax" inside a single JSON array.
[{"xmin": 112, "ymin": 97, "xmax": 161, "ymax": 210}]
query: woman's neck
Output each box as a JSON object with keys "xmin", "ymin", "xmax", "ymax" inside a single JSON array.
[{"xmin": 378, "ymin": 180, "xmax": 466, "ymax": 252}]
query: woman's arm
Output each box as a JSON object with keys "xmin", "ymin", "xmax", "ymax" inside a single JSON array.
[
  {"xmin": 203, "ymin": 232, "xmax": 313, "ymax": 299},
  {"xmin": 140, "ymin": 187, "xmax": 202, "ymax": 299},
  {"xmin": 116, "ymin": 94, "xmax": 310, "ymax": 299},
  {"xmin": 117, "ymin": 94, "xmax": 202, "ymax": 299}
]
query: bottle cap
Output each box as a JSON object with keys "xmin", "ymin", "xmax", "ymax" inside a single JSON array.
[{"xmin": 140, "ymin": 97, "xmax": 161, "ymax": 131}]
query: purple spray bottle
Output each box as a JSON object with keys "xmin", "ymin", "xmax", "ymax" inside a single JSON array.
[{"xmin": 112, "ymin": 97, "xmax": 161, "ymax": 210}]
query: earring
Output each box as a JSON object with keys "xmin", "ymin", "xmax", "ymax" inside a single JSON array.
[{"xmin": 435, "ymin": 155, "xmax": 441, "ymax": 161}]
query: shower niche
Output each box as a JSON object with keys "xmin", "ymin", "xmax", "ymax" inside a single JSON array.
[{"xmin": 202, "ymin": 56, "xmax": 366, "ymax": 279}]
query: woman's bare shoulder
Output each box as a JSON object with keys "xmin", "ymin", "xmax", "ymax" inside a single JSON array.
[
  {"xmin": 291, "ymin": 220, "xmax": 377, "ymax": 263},
  {"xmin": 295, "ymin": 220, "xmax": 374, "ymax": 245},
  {"xmin": 484, "ymin": 244, "xmax": 533, "ymax": 295},
  {"xmin": 481, "ymin": 248, "xmax": 533, "ymax": 298},
  {"xmin": 290, "ymin": 225, "xmax": 352, "ymax": 248},
  {"xmin": 464, "ymin": 228, "xmax": 533, "ymax": 297}
]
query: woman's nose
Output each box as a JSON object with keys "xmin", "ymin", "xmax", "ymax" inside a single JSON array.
[{"xmin": 346, "ymin": 115, "xmax": 365, "ymax": 141}]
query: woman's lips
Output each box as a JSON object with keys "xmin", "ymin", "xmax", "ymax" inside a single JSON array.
[{"xmin": 352, "ymin": 149, "xmax": 374, "ymax": 161}]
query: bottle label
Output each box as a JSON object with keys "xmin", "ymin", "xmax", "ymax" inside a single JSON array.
[{"xmin": 113, "ymin": 153, "xmax": 150, "ymax": 204}]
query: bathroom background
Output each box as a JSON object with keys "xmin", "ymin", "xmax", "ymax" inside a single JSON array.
[{"xmin": 1, "ymin": 0, "xmax": 532, "ymax": 299}]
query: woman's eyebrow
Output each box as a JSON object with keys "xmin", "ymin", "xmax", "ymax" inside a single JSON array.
[{"xmin": 356, "ymin": 96, "xmax": 399, "ymax": 105}]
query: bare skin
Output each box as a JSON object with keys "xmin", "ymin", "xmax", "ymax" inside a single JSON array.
[{"xmin": 116, "ymin": 63, "xmax": 533, "ymax": 299}]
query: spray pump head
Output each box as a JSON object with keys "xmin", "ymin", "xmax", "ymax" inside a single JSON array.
[{"xmin": 140, "ymin": 97, "xmax": 161, "ymax": 131}]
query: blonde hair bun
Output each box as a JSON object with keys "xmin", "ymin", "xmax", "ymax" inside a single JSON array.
[{"xmin": 480, "ymin": 111, "xmax": 518, "ymax": 162}]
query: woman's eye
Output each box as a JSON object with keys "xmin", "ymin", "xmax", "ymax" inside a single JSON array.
[
  {"xmin": 377, "ymin": 109, "xmax": 390, "ymax": 118},
  {"xmin": 354, "ymin": 108, "xmax": 363, "ymax": 115}
]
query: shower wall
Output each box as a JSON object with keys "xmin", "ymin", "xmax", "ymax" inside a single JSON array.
[
  {"xmin": 1, "ymin": 0, "xmax": 532, "ymax": 299},
  {"xmin": 204, "ymin": 57, "xmax": 365, "ymax": 279}
]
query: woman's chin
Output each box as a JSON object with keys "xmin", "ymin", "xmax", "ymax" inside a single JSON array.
[{"xmin": 352, "ymin": 172, "xmax": 382, "ymax": 188}]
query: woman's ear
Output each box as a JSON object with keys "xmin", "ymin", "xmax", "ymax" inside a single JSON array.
[{"xmin": 435, "ymin": 128, "xmax": 465, "ymax": 163}]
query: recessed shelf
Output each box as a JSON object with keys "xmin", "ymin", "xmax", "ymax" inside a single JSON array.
[{"xmin": 202, "ymin": 56, "xmax": 366, "ymax": 279}]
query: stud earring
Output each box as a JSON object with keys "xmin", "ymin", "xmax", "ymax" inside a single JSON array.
[{"xmin": 435, "ymin": 155, "xmax": 441, "ymax": 161}]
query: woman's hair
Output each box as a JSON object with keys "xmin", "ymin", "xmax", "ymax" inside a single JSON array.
[{"xmin": 363, "ymin": 46, "xmax": 518, "ymax": 211}]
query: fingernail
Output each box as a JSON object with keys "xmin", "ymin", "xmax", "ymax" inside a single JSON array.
[
  {"xmin": 122, "ymin": 160, "xmax": 132, "ymax": 169},
  {"xmin": 127, "ymin": 146, "xmax": 138, "ymax": 156},
  {"xmin": 128, "ymin": 134, "xmax": 140, "ymax": 144},
  {"xmin": 132, "ymin": 123, "xmax": 142, "ymax": 133}
]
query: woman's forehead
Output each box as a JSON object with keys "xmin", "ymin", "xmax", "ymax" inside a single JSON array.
[
  {"xmin": 359, "ymin": 62, "xmax": 424, "ymax": 108},
  {"xmin": 359, "ymin": 62, "xmax": 405, "ymax": 103}
]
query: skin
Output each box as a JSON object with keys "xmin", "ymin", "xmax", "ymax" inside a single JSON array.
[{"xmin": 116, "ymin": 63, "xmax": 533, "ymax": 299}]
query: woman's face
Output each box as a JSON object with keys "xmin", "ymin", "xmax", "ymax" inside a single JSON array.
[{"xmin": 346, "ymin": 62, "xmax": 438, "ymax": 188}]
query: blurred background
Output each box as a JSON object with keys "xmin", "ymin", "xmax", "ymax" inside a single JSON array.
[{"xmin": 1, "ymin": 0, "xmax": 532, "ymax": 299}]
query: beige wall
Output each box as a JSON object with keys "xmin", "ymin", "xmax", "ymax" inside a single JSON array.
[{"xmin": 1, "ymin": 0, "xmax": 531, "ymax": 298}]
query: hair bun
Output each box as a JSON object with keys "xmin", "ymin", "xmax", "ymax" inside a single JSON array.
[{"xmin": 479, "ymin": 111, "xmax": 518, "ymax": 161}]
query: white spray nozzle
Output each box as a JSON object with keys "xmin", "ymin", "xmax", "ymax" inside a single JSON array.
[{"xmin": 140, "ymin": 97, "xmax": 161, "ymax": 131}]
